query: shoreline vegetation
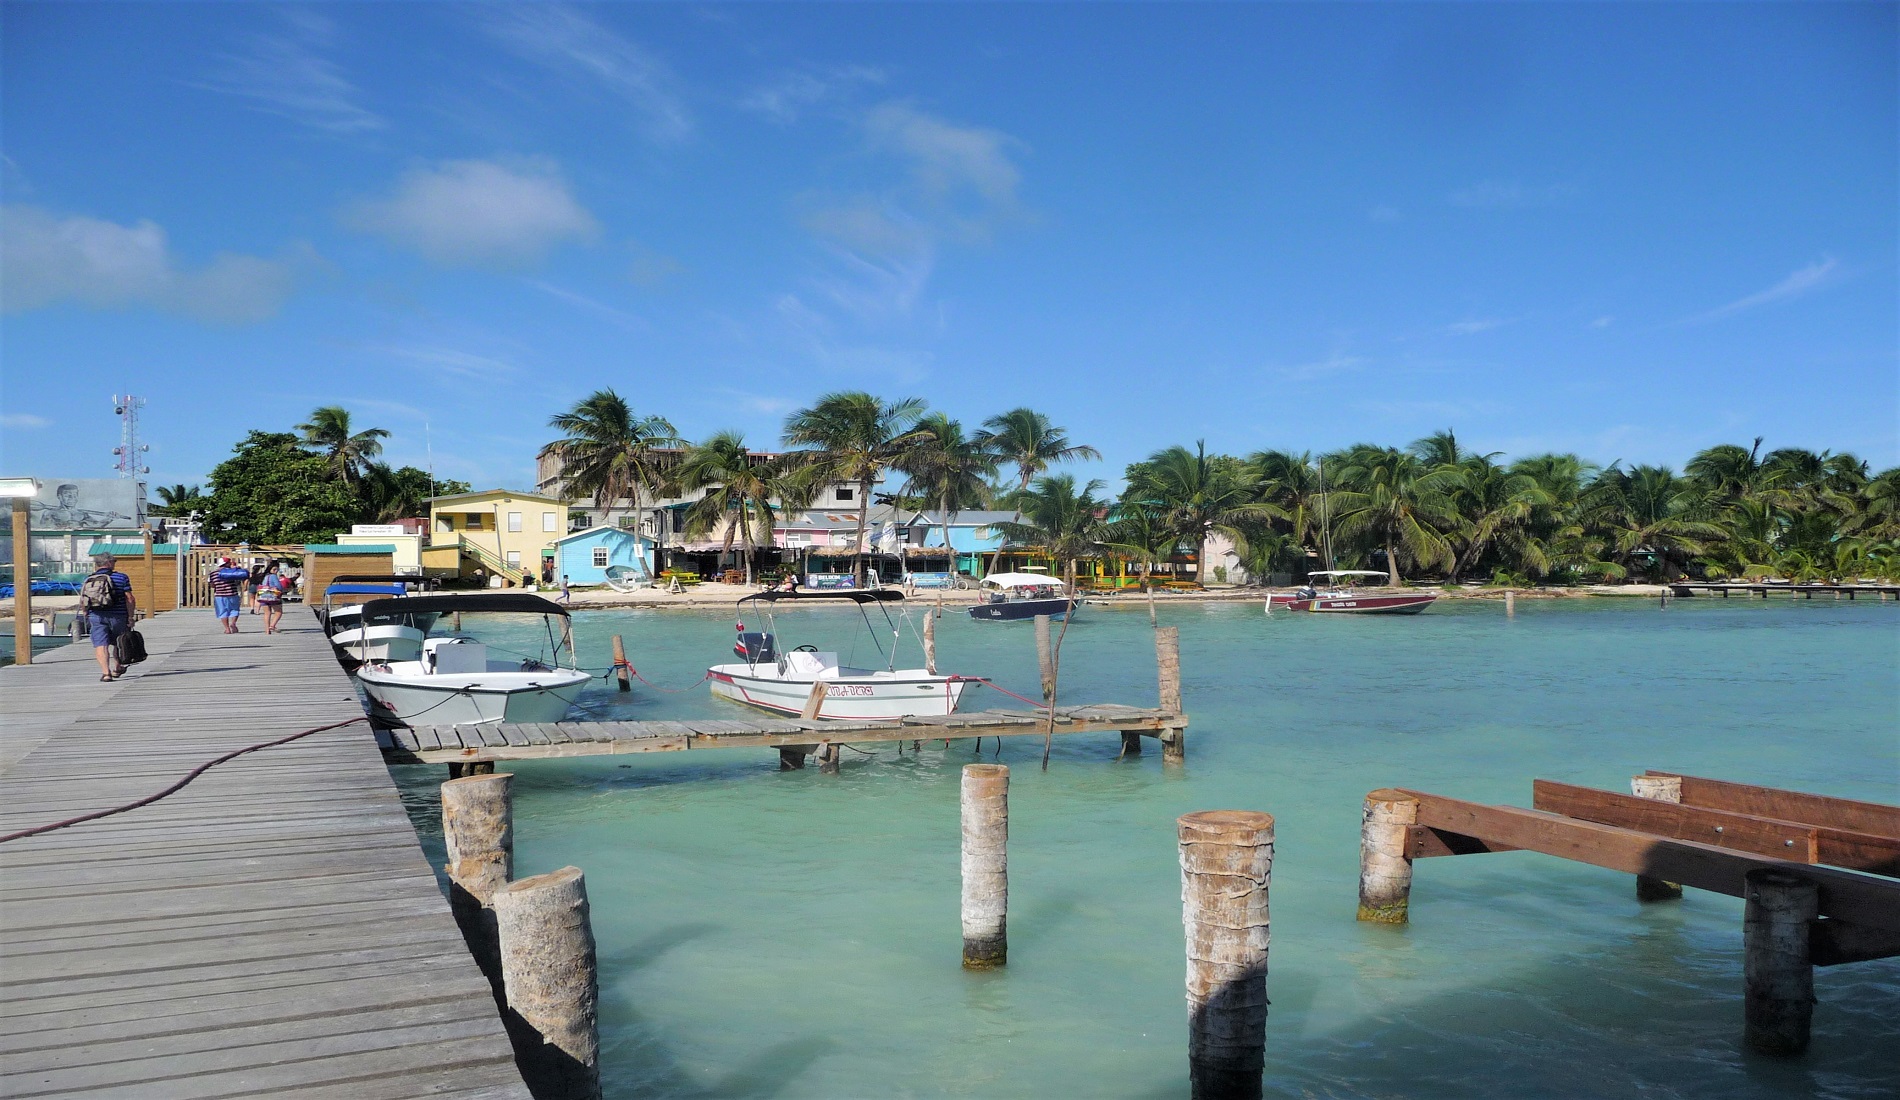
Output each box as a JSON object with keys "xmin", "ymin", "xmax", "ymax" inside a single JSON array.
[{"xmin": 137, "ymin": 393, "xmax": 1900, "ymax": 591}]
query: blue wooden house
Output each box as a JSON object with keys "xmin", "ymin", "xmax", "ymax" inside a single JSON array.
[{"xmin": 552, "ymin": 527, "xmax": 655, "ymax": 586}]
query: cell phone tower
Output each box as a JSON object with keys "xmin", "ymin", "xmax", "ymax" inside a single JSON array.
[{"xmin": 111, "ymin": 394, "xmax": 150, "ymax": 478}]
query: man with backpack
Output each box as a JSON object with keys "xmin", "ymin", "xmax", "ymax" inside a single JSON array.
[
  {"xmin": 81, "ymin": 552, "xmax": 135, "ymax": 681},
  {"xmin": 209, "ymin": 557, "xmax": 251, "ymax": 634}
]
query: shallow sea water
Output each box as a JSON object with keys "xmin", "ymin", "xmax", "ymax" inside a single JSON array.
[{"xmin": 391, "ymin": 596, "xmax": 1900, "ymax": 1099}]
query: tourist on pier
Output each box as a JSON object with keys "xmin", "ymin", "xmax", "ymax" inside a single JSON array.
[
  {"xmin": 82, "ymin": 552, "xmax": 135, "ymax": 681},
  {"xmin": 256, "ymin": 562, "xmax": 286, "ymax": 635},
  {"xmin": 209, "ymin": 557, "xmax": 250, "ymax": 633}
]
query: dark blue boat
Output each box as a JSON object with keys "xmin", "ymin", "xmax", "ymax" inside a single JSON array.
[{"xmin": 967, "ymin": 573, "xmax": 1082, "ymax": 622}]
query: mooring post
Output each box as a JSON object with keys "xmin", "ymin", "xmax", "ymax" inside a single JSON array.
[
  {"xmin": 1357, "ymin": 789, "xmax": 1419, "ymax": 923},
  {"xmin": 1034, "ymin": 614, "xmax": 1055, "ymax": 703},
  {"xmin": 816, "ymin": 739, "xmax": 840, "ymax": 774},
  {"xmin": 449, "ymin": 759, "xmax": 497, "ymax": 779},
  {"xmin": 442, "ymin": 773, "xmax": 513, "ymax": 994},
  {"xmin": 1157, "ymin": 626, "xmax": 1185, "ymax": 762},
  {"xmin": 923, "ymin": 606, "xmax": 938, "ymax": 676},
  {"xmin": 11, "ymin": 497, "xmax": 32, "ymax": 667},
  {"xmin": 1504, "ymin": 590, "xmax": 1515, "ymax": 617},
  {"xmin": 1179, "ymin": 810, "xmax": 1273, "ymax": 1100},
  {"xmin": 453, "ymin": 610, "xmax": 464, "ymax": 630},
  {"xmin": 1121, "ymin": 730, "xmax": 1144, "ymax": 757},
  {"xmin": 961, "ymin": 763, "xmax": 1009, "ymax": 968},
  {"xmin": 800, "ymin": 679, "xmax": 827, "ymax": 721},
  {"xmin": 1630, "ymin": 775, "xmax": 1684, "ymax": 901},
  {"xmin": 494, "ymin": 866, "xmax": 600, "ymax": 1100},
  {"xmin": 778, "ymin": 746, "xmax": 809, "ymax": 770},
  {"xmin": 1743, "ymin": 869, "xmax": 1818, "ymax": 1056},
  {"xmin": 611, "ymin": 634, "xmax": 631, "ymax": 692}
]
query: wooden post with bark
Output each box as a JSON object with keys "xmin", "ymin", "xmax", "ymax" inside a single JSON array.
[
  {"xmin": 1034, "ymin": 614, "xmax": 1055, "ymax": 703},
  {"xmin": 1504, "ymin": 590, "xmax": 1515, "ymax": 617},
  {"xmin": 611, "ymin": 635, "xmax": 631, "ymax": 692},
  {"xmin": 442, "ymin": 773, "xmax": 513, "ymax": 995},
  {"xmin": 1630, "ymin": 774, "xmax": 1684, "ymax": 900},
  {"xmin": 922, "ymin": 606, "xmax": 938, "ymax": 676},
  {"xmin": 1157, "ymin": 626, "xmax": 1185, "ymax": 762},
  {"xmin": 961, "ymin": 764, "xmax": 1009, "ymax": 968},
  {"xmin": 495, "ymin": 866, "xmax": 600, "ymax": 1100},
  {"xmin": 800, "ymin": 679, "xmax": 827, "ymax": 721},
  {"xmin": 11, "ymin": 498, "xmax": 30, "ymax": 667},
  {"xmin": 1179, "ymin": 810, "xmax": 1273, "ymax": 1100},
  {"xmin": 1357, "ymin": 789, "xmax": 1418, "ymax": 923},
  {"xmin": 1743, "ymin": 869, "xmax": 1817, "ymax": 1056}
]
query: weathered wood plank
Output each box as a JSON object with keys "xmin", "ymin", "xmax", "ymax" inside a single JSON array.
[{"xmin": 1650, "ymin": 771, "xmax": 1900, "ymax": 839}]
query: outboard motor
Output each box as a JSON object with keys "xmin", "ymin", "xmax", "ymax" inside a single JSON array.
[{"xmin": 734, "ymin": 631, "xmax": 777, "ymax": 663}]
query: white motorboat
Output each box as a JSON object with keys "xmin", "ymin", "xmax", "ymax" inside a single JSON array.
[
  {"xmin": 355, "ymin": 594, "xmax": 591, "ymax": 728},
  {"xmin": 968, "ymin": 572, "xmax": 1082, "ymax": 622},
  {"xmin": 708, "ymin": 590, "xmax": 973, "ymax": 720},
  {"xmin": 322, "ymin": 576, "xmax": 437, "ymax": 668}
]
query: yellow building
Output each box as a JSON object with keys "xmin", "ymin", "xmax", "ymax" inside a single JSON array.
[{"xmin": 422, "ymin": 489, "xmax": 569, "ymax": 583}]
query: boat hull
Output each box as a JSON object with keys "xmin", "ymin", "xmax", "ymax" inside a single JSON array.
[
  {"xmin": 1279, "ymin": 593, "xmax": 1437, "ymax": 614},
  {"xmin": 968, "ymin": 597, "xmax": 1080, "ymax": 622},
  {"xmin": 708, "ymin": 665, "xmax": 968, "ymax": 720},
  {"xmin": 331, "ymin": 624, "xmax": 425, "ymax": 665},
  {"xmin": 356, "ymin": 667, "xmax": 590, "ymax": 727}
]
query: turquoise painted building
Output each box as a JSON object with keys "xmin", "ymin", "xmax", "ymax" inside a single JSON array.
[{"xmin": 553, "ymin": 527, "xmax": 654, "ymax": 585}]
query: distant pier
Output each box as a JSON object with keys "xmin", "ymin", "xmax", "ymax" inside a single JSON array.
[{"xmin": 1668, "ymin": 582, "xmax": 1898, "ymax": 599}]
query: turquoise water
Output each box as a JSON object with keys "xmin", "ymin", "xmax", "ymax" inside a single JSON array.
[{"xmin": 391, "ymin": 597, "xmax": 1900, "ymax": 1099}]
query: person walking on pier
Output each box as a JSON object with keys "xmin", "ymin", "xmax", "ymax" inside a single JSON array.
[
  {"xmin": 209, "ymin": 557, "xmax": 250, "ymax": 634},
  {"xmin": 81, "ymin": 552, "xmax": 135, "ymax": 681},
  {"xmin": 256, "ymin": 561, "xmax": 286, "ymax": 635}
]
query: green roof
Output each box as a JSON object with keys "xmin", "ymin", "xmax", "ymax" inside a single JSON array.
[
  {"xmin": 305, "ymin": 544, "xmax": 396, "ymax": 554},
  {"xmin": 87, "ymin": 543, "xmax": 180, "ymax": 555}
]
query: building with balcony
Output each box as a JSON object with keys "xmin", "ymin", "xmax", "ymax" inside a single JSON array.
[{"xmin": 420, "ymin": 489, "xmax": 568, "ymax": 584}]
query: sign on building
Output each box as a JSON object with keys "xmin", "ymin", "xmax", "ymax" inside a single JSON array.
[{"xmin": 23, "ymin": 479, "xmax": 142, "ymax": 532}]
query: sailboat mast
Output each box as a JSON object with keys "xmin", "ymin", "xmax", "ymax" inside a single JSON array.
[{"xmin": 1318, "ymin": 456, "xmax": 1334, "ymax": 573}]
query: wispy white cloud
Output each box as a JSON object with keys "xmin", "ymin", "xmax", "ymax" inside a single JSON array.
[
  {"xmin": 1684, "ymin": 258, "xmax": 1840, "ymax": 324},
  {"xmin": 1269, "ymin": 352, "xmax": 1368, "ymax": 382},
  {"xmin": 712, "ymin": 388, "xmax": 800, "ymax": 417},
  {"xmin": 865, "ymin": 102, "xmax": 1026, "ymax": 231},
  {"xmin": 1449, "ymin": 179, "xmax": 1580, "ymax": 209},
  {"xmin": 527, "ymin": 279, "xmax": 648, "ymax": 331},
  {"xmin": 740, "ymin": 65, "xmax": 885, "ymax": 123},
  {"xmin": 1590, "ymin": 315, "xmax": 1614, "ymax": 329},
  {"xmin": 482, "ymin": 4, "xmax": 690, "ymax": 141},
  {"xmin": 342, "ymin": 158, "xmax": 598, "ymax": 269},
  {"xmin": 363, "ymin": 341, "xmax": 522, "ymax": 381},
  {"xmin": 1368, "ymin": 204, "xmax": 1402, "ymax": 223},
  {"xmin": 194, "ymin": 7, "xmax": 383, "ymax": 133},
  {"xmin": 0, "ymin": 205, "xmax": 307, "ymax": 322},
  {"xmin": 2, "ymin": 413, "xmax": 52, "ymax": 430},
  {"xmin": 1445, "ymin": 317, "xmax": 1510, "ymax": 336},
  {"xmin": 771, "ymin": 292, "xmax": 931, "ymax": 382}
]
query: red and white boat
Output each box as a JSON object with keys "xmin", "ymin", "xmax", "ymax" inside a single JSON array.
[{"xmin": 1268, "ymin": 571, "xmax": 1437, "ymax": 615}]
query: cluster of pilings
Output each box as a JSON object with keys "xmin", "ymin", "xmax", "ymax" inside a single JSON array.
[{"xmin": 441, "ymin": 772, "xmax": 601, "ymax": 1100}]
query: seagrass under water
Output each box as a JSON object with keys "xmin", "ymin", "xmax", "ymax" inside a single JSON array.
[{"xmin": 390, "ymin": 597, "xmax": 1900, "ymax": 1099}]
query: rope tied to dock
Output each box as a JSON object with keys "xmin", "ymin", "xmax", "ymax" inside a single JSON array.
[
  {"xmin": 611, "ymin": 660, "xmax": 713, "ymax": 693},
  {"xmin": 0, "ymin": 716, "xmax": 370, "ymax": 845}
]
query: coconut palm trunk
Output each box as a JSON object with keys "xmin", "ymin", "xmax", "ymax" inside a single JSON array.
[{"xmin": 1385, "ymin": 541, "xmax": 1400, "ymax": 587}]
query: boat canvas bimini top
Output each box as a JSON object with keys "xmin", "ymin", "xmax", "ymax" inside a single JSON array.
[
  {"xmin": 968, "ymin": 572, "xmax": 1082, "ymax": 623},
  {"xmin": 708, "ymin": 589, "xmax": 974, "ymax": 720}
]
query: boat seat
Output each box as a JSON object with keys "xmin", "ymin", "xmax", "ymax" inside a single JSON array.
[
  {"xmin": 734, "ymin": 631, "xmax": 777, "ymax": 663},
  {"xmin": 784, "ymin": 650, "xmax": 839, "ymax": 676},
  {"xmin": 431, "ymin": 642, "xmax": 488, "ymax": 674}
]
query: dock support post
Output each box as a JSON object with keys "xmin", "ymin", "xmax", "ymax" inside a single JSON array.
[
  {"xmin": 816, "ymin": 739, "xmax": 840, "ymax": 773},
  {"xmin": 449, "ymin": 759, "xmax": 496, "ymax": 779},
  {"xmin": 1743, "ymin": 869, "xmax": 1817, "ymax": 1056},
  {"xmin": 779, "ymin": 746, "xmax": 809, "ymax": 770},
  {"xmin": 1357, "ymin": 789, "xmax": 1418, "ymax": 923},
  {"xmin": 442, "ymin": 773, "xmax": 513, "ymax": 994},
  {"xmin": 453, "ymin": 610, "xmax": 464, "ymax": 629},
  {"xmin": 611, "ymin": 635, "xmax": 631, "ymax": 692},
  {"xmin": 1034, "ymin": 614, "xmax": 1055, "ymax": 703},
  {"xmin": 1504, "ymin": 590, "xmax": 1515, "ymax": 617},
  {"xmin": 1121, "ymin": 730, "xmax": 1144, "ymax": 757},
  {"xmin": 961, "ymin": 764, "xmax": 1009, "ymax": 968},
  {"xmin": 1179, "ymin": 810, "xmax": 1273, "ymax": 1100},
  {"xmin": 11, "ymin": 498, "xmax": 30, "ymax": 667},
  {"xmin": 1157, "ymin": 626, "xmax": 1185, "ymax": 762},
  {"xmin": 923, "ymin": 606, "xmax": 938, "ymax": 676},
  {"xmin": 1631, "ymin": 775, "xmax": 1684, "ymax": 901},
  {"xmin": 495, "ymin": 867, "xmax": 600, "ymax": 1100}
]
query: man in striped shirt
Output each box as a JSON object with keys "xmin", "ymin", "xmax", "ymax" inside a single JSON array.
[{"xmin": 208, "ymin": 557, "xmax": 251, "ymax": 634}]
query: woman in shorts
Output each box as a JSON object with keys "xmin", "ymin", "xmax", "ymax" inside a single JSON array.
[{"xmin": 256, "ymin": 562, "xmax": 286, "ymax": 634}]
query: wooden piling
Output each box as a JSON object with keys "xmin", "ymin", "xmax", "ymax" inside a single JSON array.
[
  {"xmin": 494, "ymin": 867, "xmax": 600, "ymax": 1100},
  {"xmin": 1357, "ymin": 789, "xmax": 1418, "ymax": 923},
  {"xmin": 778, "ymin": 746, "xmax": 809, "ymax": 770},
  {"xmin": 1179, "ymin": 810, "xmax": 1273, "ymax": 1100},
  {"xmin": 1743, "ymin": 869, "xmax": 1817, "ymax": 1056},
  {"xmin": 923, "ymin": 606, "xmax": 938, "ymax": 676},
  {"xmin": 1504, "ymin": 590, "xmax": 1515, "ymax": 617},
  {"xmin": 799, "ymin": 679, "xmax": 827, "ymax": 721},
  {"xmin": 1157, "ymin": 626, "xmax": 1185, "ymax": 762},
  {"xmin": 453, "ymin": 610, "xmax": 463, "ymax": 630},
  {"xmin": 11, "ymin": 498, "xmax": 31, "ymax": 667},
  {"xmin": 611, "ymin": 635, "xmax": 631, "ymax": 692},
  {"xmin": 1121, "ymin": 730, "xmax": 1144, "ymax": 757},
  {"xmin": 816, "ymin": 739, "xmax": 840, "ymax": 773},
  {"xmin": 1034, "ymin": 614, "xmax": 1055, "ymax": 703},
  {"xmin": 442, "ymin": 773, "xmax": 513, "ymax": 994},
  {"xmin": 449, "ymin": 759, "xmax": 496, "ymax": 779},
  {"xmin": 1630, "ymin": 774, "xmax": 1685, "ymax": 900},
  {"xmin": 961, "ymin": 763, "xmax": 1009, "ymax": 968}
]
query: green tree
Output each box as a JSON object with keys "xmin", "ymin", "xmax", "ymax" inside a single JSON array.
[
  {"xmin": 675, "ymin": 431, "xmax": 812, "ymax": 584},
  {"xmin": 782, "ymin": 391, "xmax": 928, "ymax": 584},
  {"xmin": 994, "ymin": 474, "xmax": 1110, "ymax": 590},
  {"xmin": 201, "ymin": 432, "xmax": 362, "ymax": 544},
  {"xmin": 1245, "ymin": 450, "xmax": 1324, "ymax": 576},
  {"xmin": 1581, "ymin": 465, "xmax": 1724, "ymax": 581},
  {"xmin": 894, "ymin": 413, "xmax": 998, "ymax": 548},
  {"xmin": 977, "ymin": 408, "xmax": 1101, "ymax": 492},
  {"xmin": 1123, "ymin": 442, "xmax": 1276, "ymax": 585},
  {"xmin": 295, "ymin": 406, "xmax": 389, "ymax": 485},
  {"xmin": 1444, "ymin": 456, "xmax": 1552, "ymax": 580},
  {"xmin": 1323, "ymin": 444, "xmax": 1463, "ymax": 585},
  {"xmin": 540, "ymin": 389, "xmax": 683, "ymax": 539},
  {"xmin": 358, "ymin": 463, "xmax": 468, "ymax": 523},
  {"xmin": 149, "ymin": 484, "xmax": 204, "ymax": 517}
]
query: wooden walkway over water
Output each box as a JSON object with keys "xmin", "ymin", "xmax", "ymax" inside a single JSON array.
[
  {"xmin": 1668, "ymin": 581, "xmax": 1898, "ymax": 599},
  {"xmin": 0, "ymin": 610, "xmax": 527, "ymax": 1098}
]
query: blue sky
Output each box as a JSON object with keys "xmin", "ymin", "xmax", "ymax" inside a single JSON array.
[{"xmin": 3, "ymin": 2, "xmax": 1894, "ymax": 493}]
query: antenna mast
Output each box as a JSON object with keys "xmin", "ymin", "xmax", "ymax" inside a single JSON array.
[{"xmin": 111, "ymin": 394, "xmax": 150, "ymax": 478}]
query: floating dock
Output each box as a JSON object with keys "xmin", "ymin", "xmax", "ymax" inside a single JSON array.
[
  {"xmin": 1667, "ymin": 582, "xmax": 1898, "ymax": 599},
  {"xmin": 0, "ymin": 611, "xmax": 527, "ymax": 1098}
]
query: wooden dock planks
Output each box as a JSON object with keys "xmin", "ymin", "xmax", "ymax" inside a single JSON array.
[{"xmin": 0, "ymin": 608, "xmax": 528, "ymax": 1099}]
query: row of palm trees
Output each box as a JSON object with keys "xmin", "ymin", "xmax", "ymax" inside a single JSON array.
[
  {"xmin": 544, "ymin": 392, "xmax": 1900, "ymax": 588},
  {"xmin": 539, "ymin": 390, "xmax": 1098, "ymax": 583}
]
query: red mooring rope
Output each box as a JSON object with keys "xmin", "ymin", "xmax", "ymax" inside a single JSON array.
[{"xmin": 0, "ymin": 716, "xmax": 370, "ymax": 845}]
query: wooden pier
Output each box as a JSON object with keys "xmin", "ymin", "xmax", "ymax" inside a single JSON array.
[
  {"xmin": 0, "ymin": 610, "xmax": 527, "ymax": 1098},
  {"xmin": 1668, "ymin": 581, "xmax": 1898, "ymax": 599}
]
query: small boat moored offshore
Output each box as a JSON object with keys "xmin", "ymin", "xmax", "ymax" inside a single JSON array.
[
  {"xmin": 709, "ymin": 590, "xmax": 972, "ymax": 720},
  {"xmin": 1269, "ymin": 570, "xmax": 1437, "ymax": 615},
  {"xmin": 968, "ymin": 572, "xmax": 1083, "ymax": 622},
  {"xmin": 354, "ymin": 593, "xmax": 591, "ymax": 727}
]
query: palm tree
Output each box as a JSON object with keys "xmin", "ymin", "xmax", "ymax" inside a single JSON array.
[
  {"xmin": 151, "ymin": 484, "xmax": 203, "ymax": 516},
  {"xmin": 296, "ymin": 406, "xmax": 389, "ymax": 485},
  {"xmin": 676, "ymin": 431, "xmax": 808, "ymax": 584},
  {"xmin": 994, "ymin": 474, "xmax": 1110, "ymax": 590},
  {"xmin": 977, "ymin": 408, "xmax": 1101, "ymax": 492},
  {"xmin": 1246, "ymin": 450, "xmax": 1324, "ymax": 574},
  {"xmin": 782, "ymin": 392, "xmax": 929, "ymax": 584},
  {"xmin": 895, "ymin": 414, "xmax": 999, "ymax": 552},
  {"xmin": 1581, "ymin": 465, "xmax": 1725, "ymax": 581},
  {"xmin": 1324, "ymin": 444, "xmax": 1463, "ymax": 585},
  {"xmin": 1124, "ymin": 442, "xmax": 1277, "ymax": 586},
  {"xmin": 1444, "ymin": 456, "xmax": 1552, "ymax": 580},
  {"xmin": 1102, "ymin": 497, "xmax": 1178, "ymax": 590},
  {"xmin": 539, "ymin": 389, "xmax": 683, "ymax": 542}
]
